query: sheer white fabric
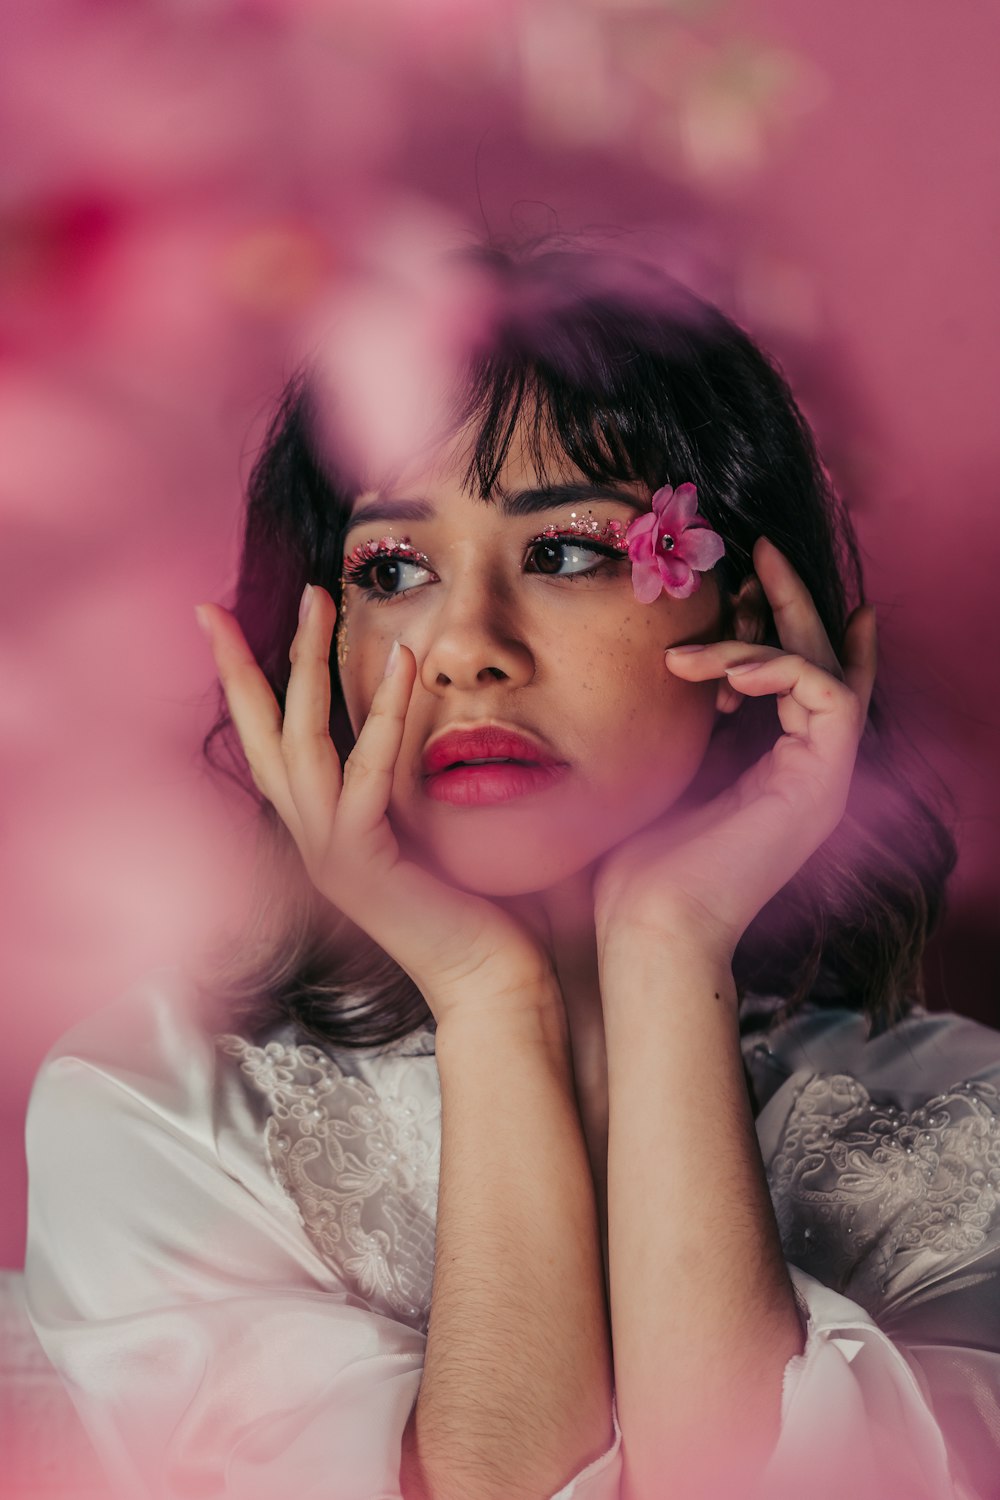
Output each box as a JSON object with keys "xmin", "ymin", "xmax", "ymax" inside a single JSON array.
[{"xmin": 23, "ymin": 967, "xmax": 1000, "ymax": 1499}]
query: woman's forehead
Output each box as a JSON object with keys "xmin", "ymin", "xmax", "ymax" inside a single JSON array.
[{"xmin": 348, "ymin": 417, "xmax": 647, "ymax": 518}]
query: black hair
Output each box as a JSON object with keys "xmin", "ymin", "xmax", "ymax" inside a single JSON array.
[{"xmin": 197, "ymin": 241, "xmax": 958, "ymax": 1051}]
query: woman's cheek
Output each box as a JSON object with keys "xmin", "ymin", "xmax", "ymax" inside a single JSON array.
[
  {"xmin": 338, "ymin": 635, "xmax": 384, "ymax": 738},
  {"xmin": 628, "ymin": 679, "xmax": 716, "ymax": 801}
]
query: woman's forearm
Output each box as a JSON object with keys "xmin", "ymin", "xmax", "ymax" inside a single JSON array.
[
  {"xmin": 599, "ymin": 931, "xmax": 804, "ymax": 1500},
  {"xmin": 401, "ymin": 987, "xmax": 614, "ymax": 1500}
]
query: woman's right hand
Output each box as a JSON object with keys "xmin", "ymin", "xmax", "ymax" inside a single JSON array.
[{"xmin": 195, "ymin": 583, "xmax": 560, "ymax": 1029}]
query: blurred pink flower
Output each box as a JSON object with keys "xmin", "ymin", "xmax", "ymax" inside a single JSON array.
[{"xmin": 625, "ymin": 481, "xmax": 725, "ymax": 602}]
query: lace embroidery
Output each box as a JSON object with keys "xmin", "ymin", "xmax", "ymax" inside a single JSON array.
[
  {"xmin": 768, "ymin": 1072, "xmax": 1000, "ymax": 1314},
  {"xmin": 216, "ymin": 1034, "xmax": 440, "ymax": 1331}
]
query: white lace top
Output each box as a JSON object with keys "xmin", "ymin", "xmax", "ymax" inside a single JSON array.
[{"xmin": 23, "ymin": 966, "xmax": 1000, "ymax": 1499}]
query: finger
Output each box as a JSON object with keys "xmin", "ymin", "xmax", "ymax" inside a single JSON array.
[
  {"xmin": 335, "ymin": 639, "xmax": 417, "ymax": 844},
  {"xmin": 282, "ymin": 584, "xmax": 344, "ymax": 869},
  {"xmin": 667, "ymin": 640, "xmax": 814, "ymax": 739},
  {"xmin": 666, "ymin": 639, "xmax": 803, "ymax": 727},
  {"xmin": 195, "ymin": 602, "xmax": 307, "ymax": 847},
  {"xmin": 751, "ymin": 537, "xmax": 843, "ymax": 678},
  {"xmin": 841, "ymin": 603, "xmax": 878, "ymax": 723},
  {"xmin": 722, "ymin": 650, "xmax": 864, "ymax": 782},
  {"xmin": 665, "ymin": 641, "xmax": 785, "ymax": 677}
]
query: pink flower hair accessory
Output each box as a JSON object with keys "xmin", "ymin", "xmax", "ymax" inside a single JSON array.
[{"xmin": 624, "ymin": 481, "xmax": 726, "ymax": 603}]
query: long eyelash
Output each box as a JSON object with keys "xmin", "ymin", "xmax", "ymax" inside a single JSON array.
[
  {"xmin": 341, "ymin": 537, "xmax": 434, "ymax": 606},
  {"xmin": 343, "ymin": 536, "xmax": 431, "ymax": 574},
  {"xmin": 526, "ymin": 524, "xmax": 630, "ymax": 582},
  {"xmin": 535, "ymin": 517, "xmax": 630, "ymax": 551}
]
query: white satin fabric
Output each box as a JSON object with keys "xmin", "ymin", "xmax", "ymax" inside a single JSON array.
[{"xmin": 23, "ymin": 967, "xmax": 1000, "ymax": 1499}]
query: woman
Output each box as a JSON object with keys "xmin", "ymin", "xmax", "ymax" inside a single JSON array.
[{"xmin": 24, "ymin": 244, "xmax": 1000, "ymax": 1500}]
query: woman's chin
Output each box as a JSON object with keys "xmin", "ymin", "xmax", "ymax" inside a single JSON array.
[{"xmin": 397, "ymin": 819, "xmax": 604, "ymax": 900}]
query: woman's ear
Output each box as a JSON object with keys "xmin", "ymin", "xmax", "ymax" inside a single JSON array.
[{"xmin": 716, "ymin": 573, "xmax": 768, "ymax": 715}]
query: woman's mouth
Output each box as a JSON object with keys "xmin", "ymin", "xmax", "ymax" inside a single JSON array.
[{"xmin": 421, "ymin": 724, "xmax": 570, "ymax": 807}]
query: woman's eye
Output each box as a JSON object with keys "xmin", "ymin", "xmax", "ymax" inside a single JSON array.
[
  {"xmin": 345, "ymin": 556, "xmax": 435, "ymax": 601},
  {"xmin": 526, "ymin": 538, "xmax": 619, "ymax": 579}
]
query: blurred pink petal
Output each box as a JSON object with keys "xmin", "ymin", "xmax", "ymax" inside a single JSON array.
[{"xmin": 310, "ymin": 201, "xmax": 499, "ymax": 482}]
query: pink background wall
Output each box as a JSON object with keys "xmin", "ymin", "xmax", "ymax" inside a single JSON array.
[{"xmin": 3, "ymin": 0, "xmax": 998, "ymax": 1265}]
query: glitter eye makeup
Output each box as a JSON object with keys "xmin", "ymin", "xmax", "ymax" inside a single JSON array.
[
  {"xmin": 534, "ymin": 513, "xmax": 630, "ymax": 553},
  {"xmin": 341, "ymin": 535, "xmax": 437, "ymax": 605},
  {"xmin": 342, "ymin": 510, "xmax": 634, "ymax": 604},
  {"xmin": 525, "ymin": 511, "xmax": 632, "ymax": 581},
  {"xmin": 343, "ymin": 535, "xmax": 433, "ymax": 572}
]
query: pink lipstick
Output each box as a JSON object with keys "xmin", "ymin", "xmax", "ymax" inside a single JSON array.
[{"xmin": 421, "ymin": 724, "xmax": 569, "ymax": 807}]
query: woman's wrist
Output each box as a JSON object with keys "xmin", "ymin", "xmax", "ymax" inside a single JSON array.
[
  {"xmin": 432, "ymin": 974, "xmax": 571, "ymax": 1065},
  {"xmin": 596, "ymin": 898, "xmax": 738, "ymax": 983}
]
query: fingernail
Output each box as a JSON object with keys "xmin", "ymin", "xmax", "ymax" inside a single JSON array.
[
  {"xmin": 726, "ymin": 661, "xmax": 764, "ymax": 675},
  {"xmin": 383, "ymin": 639, "xmax": 400, "ymax": 678},
  {"xmin": 299, "ymin": 583, "xmax": 314, "ymax": 626},
  {"xmin": 666, "ymin": 643, "xmax": 705, "ymax": 654},
  {"xmin": 194, "ymin": 605, "xmax": 212, "ymax": 638}
]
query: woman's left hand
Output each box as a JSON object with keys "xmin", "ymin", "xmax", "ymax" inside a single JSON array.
[{"xmin": 592, "ymin": 535, "xmax": 878, "ymax": 961}]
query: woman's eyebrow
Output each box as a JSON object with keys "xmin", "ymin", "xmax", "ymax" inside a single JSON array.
[
  {"xmin": 501, "ymin": 482, "xmax": 647, "ymax": 517},
  {"xmin": 345, "ymin": 482, "xmax": 646, "ymax": 534},
  {"xmin": 345, "ymin": 497, "xmax": 434, "ymax": 532}
]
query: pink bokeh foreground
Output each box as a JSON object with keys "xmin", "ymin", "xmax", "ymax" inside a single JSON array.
[{"xmin": 2, "ymin": 0, "xmax": 998, "ymax": 1268}]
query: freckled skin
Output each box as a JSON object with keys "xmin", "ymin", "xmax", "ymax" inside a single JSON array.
[{"xmin": 338, "ymin": 423, "xmax": 731, "ymax": 898}]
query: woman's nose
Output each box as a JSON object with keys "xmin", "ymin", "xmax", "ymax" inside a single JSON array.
[{"xmin": 417, "ymin": 587, "xmax": 535, "ymax": 693}]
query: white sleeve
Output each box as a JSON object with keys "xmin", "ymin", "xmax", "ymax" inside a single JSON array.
[
  {"xmin": 754, "ymin": 1263, "xmax": 997, "ymax": 1500},
  {"xmin": 24, "ymin": 1032, "xmax": 621, "ymax": 1500},
  {"xmin": 747, "ymin": 1046, "xmax": 1000, "ymax": 1500}
]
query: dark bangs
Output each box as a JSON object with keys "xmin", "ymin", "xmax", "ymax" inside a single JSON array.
[{"xmin": 454, "ymin": 258, "xmax": 858, "ymax": 659}]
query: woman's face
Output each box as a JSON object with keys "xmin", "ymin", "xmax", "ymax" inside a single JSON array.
[{"xmin": 337, "ymin": 422, "xmax": 730, "ymax": 897}]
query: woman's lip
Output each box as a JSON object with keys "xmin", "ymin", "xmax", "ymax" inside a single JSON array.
[
  {"xmin": 422, "ymin": 760, "xmax": 570, "ymax": 807},
  {"xmin": 421, "ymin": 724, "xmax": 562, "ymax": 776}
]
